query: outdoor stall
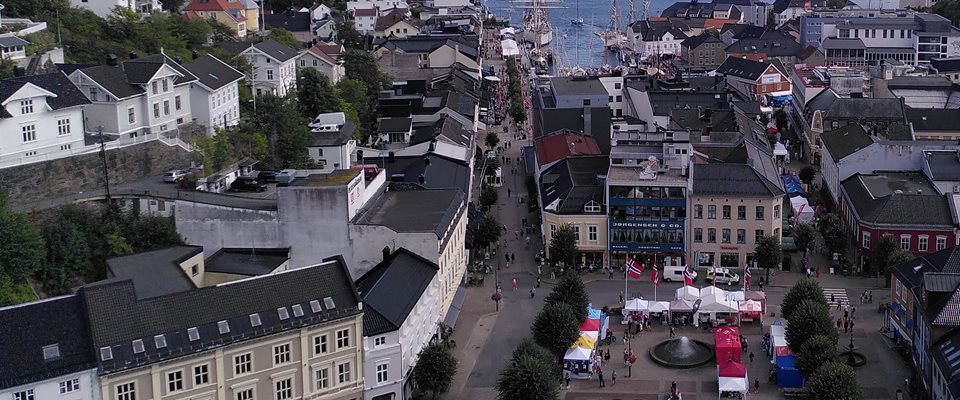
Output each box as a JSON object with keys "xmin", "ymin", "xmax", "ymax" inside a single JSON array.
[
  {"xmin": 725, "ymin": 291, "xmax": 745, "ymax": 302},
  {"xmin": 718, "ymin": 360, "xmax": 749, "ymax": 399},
  {"xmin": 676, "ymin": 286, "xmax": 700, "ymax": 301},
  {"xmin": 700, "ymin": 285, "xmax": 725, "ymax": 298},
  {"xmin": 739, "ymin": 300, "xmax": 763, "ymax": 323},
  {"xmin": 500, "ymin": 39, "xmax": 520, "ymax": 58},
  {"xmin": 563, "ymin": 346, "xmax": 594, "ymax": 379},
  {"xmin": 648, "ymin": 301, "xmax": 670, "ymax": 321},
  {"xmin": 571, "ymin": 333, "xmax": 596, "ymax": 349},
  {"xmin": 580, "ymin": 319, "xmax": 600, "ymax": 332},
  {"xmin": 790, "ymin": 196, "xmax": 814, "ymax": 224},
  {"xmin": 775, "ymin": 354, "xmax": 805, "ymax": 388},
  {"xmin": 714, "ymin": 326, "xmax": 742, "ymax": 363},
  {"xmin": 670, "ymin": 299, "xmax": 698, "ymax": 326},
  {"xmin": 622, "ymin": 298, "xmax": 649, "ymax": 323},
  {"xmin": 697, "ymin": 294, "xmax": 740, "ymax": 327}
]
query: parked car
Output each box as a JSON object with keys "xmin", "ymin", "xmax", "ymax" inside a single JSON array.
[
  {"xmin": 229, "ymin": 177, "xmax": 267, "ymax": 192},
  {"xmin": 705, "ymin": 267, "xmax": 741, "ymax": 286},
  {"xmin": 163, "ymin": 170, "xmax": 188, "ymax": 183},
  {"xmin": 257, "ymin": 170, "xmax": 280, "ymax": 183}
]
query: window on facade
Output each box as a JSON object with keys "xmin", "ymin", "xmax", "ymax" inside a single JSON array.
[
  {"xmin": 236, "ymin": 389, "xmax": 253, "ymax": 400},
  {"xmin": 756, "ymin": 206, "xmax": 765, "ymax": 220},
  {"xmin": 128, "ymin": 107, "xmax": 136, "ymax": 124},
  {"xmin": 167, "ymin": 370, "xmax": 184, "ymax": 392},
  {"xmin": 694, "ymin": 205, "xmax": 703, "ymax": 219},
  {"xmin": 737, "ymin": 229, "xmax": 746, "ymax": 244},
  {"xmin": 550, "ymin": 224, "xmax": 557, "ymax": 239},
  {"xmin": 919, "ymin": 236, "xmax": 929, "ymax": 252},
  {"xmin": 862, "ymin": 232, "xmax": 870, "ymax": 248},
  {"xmin": 19, "ymin": 99, "xmax": 33, "ymax": 114},
  {"xmin": 707, "ymin": 228, "xmax": 716, "ymax": 243},
  {"xmin": 900, "ymin": 235, "xmax": 911, "ymax": 250},
  {"xmin": 584, "ymin": 201, "xmax": 601, "ymax": 212},
  {"xmin": 316, "ymin": 368, "xmax": 330, "ymax": 389},
  {"xmin": 89, "ymin": 87, "xmax": 98, "ymax": 101},
  {"xmin": 375, "ymin": 336, "xmax": 386, "ymax": 346},
  {"xmin": 615, "ymin": 82, "xmax": 622, "ymax": 89},
  {"xmin": 722, "ymin": 229, "xmax": 731, "ymax": 244},
  {"xmin": 153, "ymin": 103, "xmax": 160, "ymax": 118},
  {"xmin": 314, "ymin": 334, "xmax": 328, "ymax": 355},
  {"xmin": 175, "ymin": 96, "xmax": 181, "ymax": 111},
  {"xmin": 234, "ymin": 353, "xmax": 252, "ymax": 375},
  {"xmin": 336, "ymin": 329, "xmax": 350, "ymax": 349},
  {"xmin": 21, "ymin": 124, "xmax": 36, "ymax": 142},
  {"xmin": 162, "ymin": 79, "xmax": 169, "ymax": 92},
  {"xmin": 755, "ymin": 230, "xmax": 764, "ymax": 243},
  {"xmin": 276, "ymin": 377, "xmax": 293, "ymax": 400},
  {"xmin": 694, "ymin": 228, "xmax": 703, "ymax": 243},
  {"xmin": 588, "ymin": 225, "xmax": 598, "ymax": 241},
  {"xmin": 163, "ymin": 100, "xmax": 170, "ymax": 115},
  {"xmin": 274, "ymin": 343, "xmax": 291, "ymax": 365},
  {"xmin": 194, "ymin": 364, "xmax": 209, "ymax": 385},
  {"xmin": 267, "ymin": 69, "xmax": 275, "ymax": 80},
  {"xmin": 13, "ymin": 390, "xmax": 34, "ymax": 400},
  {"xmin": 722, "ymin": 205, "xmax": 731, "ymax": 219},
  {"xmin": 59, "ymin": 378, "xmax": 80, "ymax": 394},
  {"xmin": 56, "ymin": 118, "xmax": 71, "ymax": 136},
  {"xmin": 338, "ymin": 362, "xmax": 352, "ymax": 383},
  {"xmin": 116, "ymin": 383, "xmax": 136, "ymax": 400},
  {"xmin": 737, "ymin": 205, "xmax": 746, "ymax": 220},
  {"xmin": 937, "ymin": 236, "xmax": 947, "ymax": 251},
  {"xmin": 774, "ymin": 205, "xmax": 781, "ymax": 219},
  {"xmin": 152, "ymin": 81, "xmax": 158, "ymax": 94},
  {"xmin": 572, "ymin": 225, "xmax": 580, "ymax": 242},
  {"xmin": 376, "ymin": 363, "xmax": 389, "ymax": 383},
  {"xmin": 707, "ymin": 205, "xmax": 716, "ymax": 219},
  {"xmin": 583, "ymin": 99, "xmax": 591, "ymax": 106}
]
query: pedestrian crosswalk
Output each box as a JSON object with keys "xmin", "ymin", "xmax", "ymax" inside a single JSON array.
[{"xmin": 823, "ymin": 288, "xmax": 849, "ymax": 307}]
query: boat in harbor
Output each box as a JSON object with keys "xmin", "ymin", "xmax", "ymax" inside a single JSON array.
[
  {"xmin": 570, "ymin": 0, "xmax": 583, "ymax": 26},
  {"xmin": 522, "ymin": 5, "xmax": 553, "ymax": 47}
]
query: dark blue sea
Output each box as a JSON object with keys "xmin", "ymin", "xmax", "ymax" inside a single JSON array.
[{"xmin": 482, "ymin": 0, "xmax": 679, "ymax": 67}]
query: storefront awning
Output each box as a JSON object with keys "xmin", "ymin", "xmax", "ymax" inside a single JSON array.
[{"xmin": 443, "ymin": 285, "xmax": 467, "ymax": 328}]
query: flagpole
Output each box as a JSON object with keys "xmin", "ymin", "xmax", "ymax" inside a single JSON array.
[{"xmin": 624, "ymin": 255, "xmax": 628, "ymax": 303}]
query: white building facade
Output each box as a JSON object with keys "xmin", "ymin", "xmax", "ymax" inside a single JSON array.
[
  {"xmin": 70, "ymin": 0, "xmax": 161, "ymax": 17},
  {"xmin": 239, "ymin": 40, "xmax": 299, "ymax": 97},
  {"xmin": 182, "ymin": 54, "xmax": 245, "ymax": 134}
]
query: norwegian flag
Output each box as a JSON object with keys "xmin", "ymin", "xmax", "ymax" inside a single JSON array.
[
  {"xmin": 683, "ymin": 266, "xmax": 695, "ymax": 286},
  {"xmin": 651, "ymin": 266, "xmax": 660, "ymax": 287},
  {"xmin": 745, "ymin": 264, "xmax": 752, "ymax": 288},
  {"xmin": 626, "ymin": 257, "xmax": 642, "ymax": 279}
]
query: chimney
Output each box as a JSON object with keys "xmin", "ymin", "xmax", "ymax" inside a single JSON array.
[
  {"xmin": 191, "ymin": 50, "xmax": 200, "ymax": 60},
  {"xmin": 129, "ymin": 51, "xmax": 138, "ymax": 59},
  {"xmin": 382, "ymin": 247, "xmax": 391, "ymax": 260},
  {"xmin": 174, "ymin": 56, "xmax": 183, "ymax": 64},
  {"xmin": 106, "ymin": 54, "xmax": 119, "ymax": 66}
]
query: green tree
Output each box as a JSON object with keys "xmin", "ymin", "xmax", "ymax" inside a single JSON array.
[
  {"xmin": 268, "ymin": 28, "xmax": 303, "ymax": 50},
  {"xmin": 297, "ymin": 68, "xmax": 341, "ymax": 119},
  {"xmin": 759, "ymin": 113, "xmax": 770, "ymax": 126},
  {"xmin": 532, "ymin": 302, "xmax": 581, "ymax": 362},
  {"xmin": 485, "ymin": 132, "xmax": 500, "ymax": 149},
  {"xmin": 818, "ymin": 213, "xmax": 847, "ymax": 256},
  {"xmin": 887, "ymin": 250, "xmax": 915, "ymax": 271},
  {"xmin": 798, "ymin": 166, "xmax": 816, "ymax": 185},
  {"xmin": 484, "ymin": 157, "xmax": 502, "ymax": 177},
  {"xmin": 39, "ymin": 220, "xmax": 91, "ymax": 295},
  {"xmin": 252, "ymin": 94, "xmax": 313, "ymax": 169},
  {"xmin": 480, "ymin": 185, "xmax": 499, "ymax": 208},
  {"xmin": 0, "ymin": 59, "xmax": 17, "ymax": 79},
  {"xmin": 230, "ymin": 126, "xmax": 270, "ymax": 162},
  {"xmin": 511, "ymin": 338, "xmax": 558, "ymax": 376},
  {"xmin": 781, "ymin": 277, "xmax": 827, "ymax": 320},
  {"xmin": 794, "ymin": 223, "xmax": 817, "ymax": 256},
  {"xmin": 336, "ymin": 20, "xmax": 366, "ymax": 50},
  {"xmin": 875, "ymin": 234, "xmax": 899, "ymax": 277},
  {"xmin": 549, "ymin": 224, "xmax": 579, "ymax": 269},
  {"xmin": 160, "ymin": 0, "xmax": 188, "ymax": 12},
  {"xmin": 766, "ymin": 10, "xmax": 775, "ymax": 29},
  {"xmin": 336, "ymin": 78, "xmax": 375, "ymax": 139},
  {"xmin": 194, "ymin": 129, "xmax": 235, "ymax": 174},
  {"xmin": 119, "ymin": 215, "xmax": 184, "ymax": 252},
  {"xmin": 544, "ymin": 273, "xmax": 589, "ymax": 323},
  {"xmin": 496, "ymin": 347, "xmax": 561, "ymax": 400},
  {"xmin": 786, "ymin": 299, "xmax": 836, "ymax": 353},
  {"xmin": 2, "ymin": 0, "xmax": 69, "ymax": 19},
  {"xmin": 472, "ymin": 214, "xmax": 502, "ymax": 250},
  {"xmin": 210, "ymin": 19, "xmax": 239, "ymax": 42},
  {"xmin": 796, "ymin": 335, "xmax": 838, "ymax": 375},
  {"xmin": 754, "ymin": 234, "xmax": 782, "ymax": 282},
  {"xmin": 807, "ymin": 362, "xmax": 863, "ymax": 400},
  {"xmin": 0, "ymin": 274, "xmax": 36, "ymax": 306},
  {"xmin": 0, "ymin": 193, "xmax": 46, "ymax": 282},
  {"xmin": 413, "ymin": 342, "xmax": 457, "ymax": 399}
]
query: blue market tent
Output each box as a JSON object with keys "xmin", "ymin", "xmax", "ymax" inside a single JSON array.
[
  {"xmin": 775, "ymin": 354, "xmax": 804, "ymax": 388},
  {"xmin": 781, "ymin": 174, "xmax": 804, "ymax": 196}
]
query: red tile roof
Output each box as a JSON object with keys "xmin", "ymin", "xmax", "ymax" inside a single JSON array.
[
  {"xmin": 314, "ymin": 42, "xmax": 342, "ymax": 57},
  {"xmin": 703, "ymin": 18, "xmax": 738, "ymax": 31},
  {"xmin": 185, "ymin": 0, "xmax": 244, "ymax": 12},
  {"xmin": 306, "ymin": 44, "xmax": 338, "ymax": 65},
  {"xmin": 354, "ymin": 8, "xmax": 377, "ymax": 17},
  {"xmin": 534, "ymin": 132, "xmax": 601, "ymax": 167}
]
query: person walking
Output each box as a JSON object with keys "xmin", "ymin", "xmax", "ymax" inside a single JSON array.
[
  {"xmin": 511, "ymin": 278, "xmax": 518, "ymax": 291},
  {"xmin": 611, "ymin": 370, "xmax": 618, "ymax": 386},
  {"xmin": 598, "ymin": 369, "xmax": 605, "ymax": 387},
  {"xmin": 831, "ymin": 293, "xmax": 835, "ymax": 304},
  {"xmin": 536, "ymin": 277, "xmax": 541, "ymax": 287},
  {"xmin": 530, "ymin": 287, "xmax": 536, "ymax": 298},
  {"xmin": 749, "ymin": 352, "xmax": 755, "ymax": 364},
  {"xmin": 754, "ymin": 378, "xmax": 760, "ymax": 393},
  {"xmin": 565, "ymin": 372, "xmax": 571, "ymax": 390},
  {"xmin": 507, "ymin": 188, "xmax": 511, "ymax": 197}
]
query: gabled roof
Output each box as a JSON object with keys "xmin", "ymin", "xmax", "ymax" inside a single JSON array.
[
  {"xmin": 182, "ymin": 54, "xmax": 245, "ymax": 91},
  {"xmin": 824, "ymin": 98, "xmax": 905, "ymax": 120},
  {"xmin": 370, "ymin": 152, "xmax": 471, "ymax": 192},
  {"xmin": 534, "ymin": 131, "xmax": 602, "ymax": 168},
  {"xmin": 378, "ymin": 116, "xmax": 413, "ymax": 133},
  {"xmin": 820, "ymin": 123, "xmax": 873, "ymax": 161},
  {"xmin": 841, "ymin": 172, "xmax": 954, "ymax": 227},
  {"xmin": 0, "ymin": 36, "xmax": 29, "ymax": 48},
  {"xmin": 693, "ymin": 163, "xmax": 784, "ymax": 197},
  {"xmin": 0, "ymin": 72, "xmax": 91, "ymax": 119},
  {"xmin": 730, "ymin": 24, "xmax": 766, "ymax": 40},
  {"xmin": 303, "ymin": 43, "xmax": 339, "ymax": 65},
  {"xmin": 81, "ymin": 257, "xmax": 361, "ymax": 374},
  {"xmin": 375, "ymin": 8, "xmax": 413, "ymax": 32},
  {"xmin": 310, "ymin": 121, "xmax": 356, "ymax": 146},
  {"xmin": 932, "ymin": 329, "xmax": 960, "ymax": 397},
  {"xmin": 715, "ymin": 56, "xmax": 774, "ymax": 81},
  {"xmin": 891, "ymin": 246, "xmax": 960, "ymax": 289},
  {"xmin": 73, "ymin": 54, "xmax": 198, "ymax": 100},
  {"xmin": 355, "ymin": 248, "xmax": 439, "ymax": 336},
  {"xmin": 354, "ymin": 7, "xmax": 377, "ymax": 17},
  {"xmin": 184, "ymin": 0, "xmax": 246, "ymax": 12},
  {"xmin": 540, "ymin": 155, "xmax": 608, "ymax": 214},
  {"xmin": 248, "ymin": 39, "xmax": 299, "ymax": 62},
  {"xmin": 204, "ymin": 248, "xmax": 290, "ymax": 276},
  {"xmin": 681, "ymin": 32, "xmax": 721, "ymax": 49},
  {"xmin": 725, "ymin": 30, "xmax": 801, "ymax": 57},
  {"xmin": 932, "ymin": 288, "xmax": 960, "ymax": 326},
  {"xmin": 0, "ymin": 295, "xmax": 96, "ymax": 390},
  {"xmin": 931, "ymin": 57, "xmax": 960, "ymax": 73},
  {"xmin": 632, "ymin": 20, "xmax": 690, "ymax": 41}
]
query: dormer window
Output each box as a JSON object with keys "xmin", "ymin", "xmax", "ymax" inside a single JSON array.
[
  {"xmin": 20, "ymin": 99, "xmax": 33, "ymax": 114},
  {"xmin": 584, "ymin": 201, "xmax": 601, "ymax": 213},
  {"xmin": 292, "ymin": 304, "xmax": 304, "ymax": 317},
  {"xmin": 278, "ymin": 307, "xmax": 290, "ymax": 320},
  {"xmin": 42, "ymin": 344, "xmax": 60, "ymax": 360}
]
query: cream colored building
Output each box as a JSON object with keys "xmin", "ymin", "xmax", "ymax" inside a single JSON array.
[
  {"xmin": 83, "ymin": 257, "xmax": 365, "ymax": 400},
  {"xmin": 537, "ymin": 155, "xmax": 610, "ymax": 266},
  {"xmin": 688, "ymin": 158, "xmax": 785, "ymax": 270}
]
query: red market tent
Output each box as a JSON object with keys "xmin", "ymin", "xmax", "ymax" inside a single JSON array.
[
  {"xmin": 714, "ymin": 326, "xmax": 742, "ymax": 363},
  {"xmin": 718, "ymin": 360, "xmax": 747, "ymax": 378},
  {"xmin": 579, "ymin": 319, "xmax": 600, "ymax": 332}
]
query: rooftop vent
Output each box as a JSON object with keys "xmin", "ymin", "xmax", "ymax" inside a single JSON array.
[
  {"xmin": 323, "ymin": 296, "xmax": 336, "ymax": 309},
  {"xmin": 100, "ymin": 347, "xmax": 113, "ymax": 361},
  {"xmin": 292, "ymin": 304, "xmax": 305, "ymax": 317}
]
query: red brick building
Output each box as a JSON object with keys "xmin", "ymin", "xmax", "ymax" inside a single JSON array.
[
  {"xmin": 839, "ymin": 171, "xmax": 958, "ymax": 272},
  {"xmin": 715, "ymin": 56, "xmax": 791, "ymax": 101}
]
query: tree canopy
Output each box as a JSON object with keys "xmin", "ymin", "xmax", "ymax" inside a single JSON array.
[
  {"xmin": 251, "ymin": 94, "xmax": 313, "ymax": 169},
  {"xmin": 798, "ymin": 166, "xmax": 816, "ymax": 185},
  {"xmin": 549, "ymin": 224, "xmax": 579, "ymax": 268},
  {"xmin": 480, "ymin": 186, "xmax": 499, "ymax": 208},
  {"xmin": 544, "ymin": 273, "xmax": 589, "ymax": 323},
  {"xmin": 268, "ymin": 28, "xmax": 303, "ymax": 50},
  {"xmin": 413, "ymin": 342, "xmax": 458, "ymax": 399},
  {"xmin": 807, "ymin": 362, "xmax": 863, "ymax": 400},
  {"xmin": 496, "ymin": 345, "xmax": 561, "ymax": 400},
  {"xmin": 754, "ymin": 234, "xmax": 782, "ymax": 279},
  {"xmin": 297, "ymin": 69, "xmax": 341, "ymax": 120},
  {"xmin": 794, "ymin": 223, "xmax": 817, "ymax": 256},
  {"xmin": 818, "ymin": 213, "xmax": 847, "ymax": 256},
  {"xmin": 472, "ymin": 214, "xmax": 502, "ymax": 250},
  {"xmin": 781, "ymin": 278, "xmax": 827, "ymax": 320},
  {"xmin": 796, "ymin": 335, "xmax": 838, "ymax": 375},
  {"xmin": 532, "ymin": 302, "xmax": 581, "ymax": 361},
  {"xmin": 0, "ymin": 193, "xmax": 46, "ymax": 284},
  {"xmin": 785, "ymin": 299, "xmax": 836, "ymax": 353}
]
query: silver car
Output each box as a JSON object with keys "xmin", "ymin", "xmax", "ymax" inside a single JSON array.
[{"xmin": 163, "ymin": 170, "xmax": 188, "ymax": 183}]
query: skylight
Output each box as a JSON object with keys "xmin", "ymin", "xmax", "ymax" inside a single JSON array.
[
  {"xmin": 132, "ymin": 339, "xmax": 145, "ymax": 354},
  {"xmin": 154, "ymin": 334, "xmax": 167, "ymax": 349},
  {"xmin": 250, "ymin": 313, "xmax": 262, "ymax": 327},
  {"xmin": 310, "ymin": 300, "xmax": 322, "ymax": 313},
  {"xmin": 278, "ymin": 307, "xmax": 290, "ymax": 320},
  {"xmin": 188, "ymin": 327, "xmax": 200, "ymax": 341},
  {"xmin": 100, "ymin": 347, "xmax": 113, "ymax": 361},
  {"xmin": 42, "ymin": 344, "xmax": 60, "ymax": 360},
  {"xmin": 323, "ymin": 297, "xmax": 336, "ymax": 309},
  {"xmin": 217, "ymin": 320, "xmax": 230, "ymax": 334},
  {"xmin": 292, "ymin": 304, "xmax": 304, "ymax": 317}
]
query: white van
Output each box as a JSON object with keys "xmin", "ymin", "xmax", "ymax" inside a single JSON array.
[{"xmin": 663, "ymin": 265, "xmax": 697, "ymax": 282}]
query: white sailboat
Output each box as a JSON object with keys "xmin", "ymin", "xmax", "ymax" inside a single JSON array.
[{"xmin": 571, "ymin": 0, "xmax": 584, "ymax": 25}]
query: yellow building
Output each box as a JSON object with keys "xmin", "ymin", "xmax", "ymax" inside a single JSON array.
[
  {"xmin": 538, "ymin": 155, "xmax": 610, "ymax": 267},
  {"xmin": 183, "ymin": 0, "xmax": 261, "ymax": 37}
]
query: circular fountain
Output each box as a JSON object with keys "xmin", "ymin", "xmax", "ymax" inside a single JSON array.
[{"xmin": 649, "ymin": 336, "xmax": 715, "ymax": 368}]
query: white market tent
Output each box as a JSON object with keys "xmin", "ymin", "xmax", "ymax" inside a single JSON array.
[
  {"xmin": 501, "ymin": 39, "xmax": 520, "ymax": 57},
  {"xmin": 774, "ymin": 142, "xmax": 788, "ymax": 157},
  {"xmin": 718, "ymin": 377, "xmax": 748, "ymax": 395},
  {"xmin": 648, "ymin": 301, "xmax": 670, "ymax": 314},
  {"xmin": 700, "ymin": 286, "xmax": 726, "ymax": 298},
  {"xmin": 770, "ymin": 324, "xmax": 786, "ymax": 338},
  {"xmin": 699, "ymin": 295, "xmax": 739, "ymax": 313},
  {"xmin": 624, "ymin": 298, "xmax": 648, "ymax": 312},
  {"xmin": 499, "ymin": 27, "xmax": 516, "ymax": 37},
  {"xmin": 676, "ymin": 286, "xmax": 700, "ymax": 301},
  {"xmin": 726, "ymin": 291, "xmax": 745, "ymax": 302},
  {"xmin": 790, "ymin": 196, "xmax": 814, "ymax": 223}
]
